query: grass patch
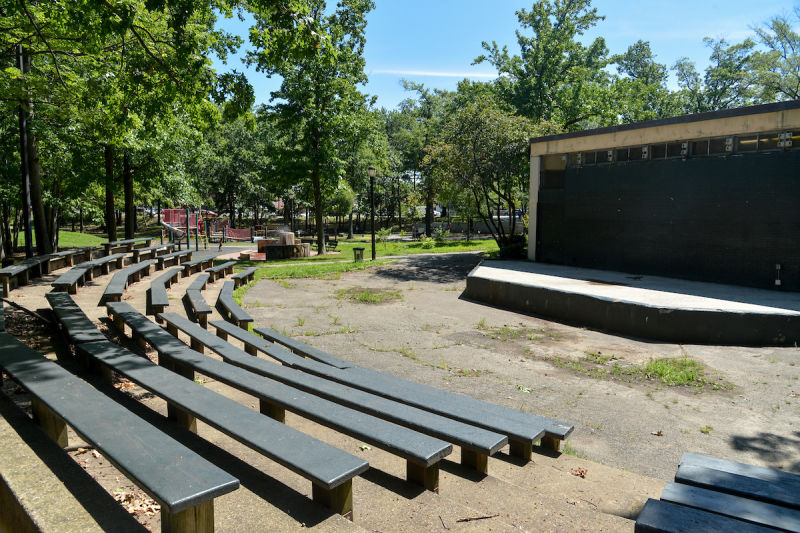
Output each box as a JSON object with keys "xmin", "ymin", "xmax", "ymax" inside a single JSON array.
[
  {"xmin": 336, "ymin": 287, "xmax": 402, "ymax": 304},
  {"xmin": 544, "ymin": 353, "xmax": 729, "ymax": 391},
  {"xmin": 232, "ymin": 259, "xmax": 394, "ymax": 304}
]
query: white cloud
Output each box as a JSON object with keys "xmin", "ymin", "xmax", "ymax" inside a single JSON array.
[{"xmin": 371, "ymin": 69, "xmax": 497, "ymax": 79}]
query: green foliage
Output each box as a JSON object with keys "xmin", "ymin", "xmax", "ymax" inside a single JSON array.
[
  {"xmin": 376, "ymin": 227, "xmax": 391, "ymax": 249},
  {"xmin": 336, "ymin": 287, "xmax": 402, "ymax": 304},
  {"xmin": 420, "ymin": 236, "xmax": 435, "ymax": 249},
  {"xmin": 432, "ymin": 227, "xmax": 450, "ymax": 245}
]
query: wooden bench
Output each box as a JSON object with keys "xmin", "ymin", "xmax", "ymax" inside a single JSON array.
[
  {"xmin": 157, "ymin": 311, "xmax": 452, "ymax": 492},
  {"xmin": 46, "ymin": 292, "xmax": 107, "ymax": 344},
  {"xmin": 99, "ymin": 303, "xmax": 370, "ymax": 518},
  {"xmin": 215, "ymin": 281, "xmax": 252, "ymax": 329},
  {"xmin": 252, "ymin": 325, "xmax": 569, "ymax": 459},
  {"xmin": 81, "ymin": 253, "xmax": 127, "ymax": 281},
  {"xmin": 636, "ymin": 452, "xmax": 800, "ymax": 532},
  {"xmin": 51, "ymin": 264, "xmax": 92, "ymax": 294},
  {"xmin": 102, "ymin": 237, "xmax": 152, "ymax": 255},
  {"xmin": 0, "ymin": 255, "xmax": 53, "ymax": 294},
  {"xmin": 182, "ymin": 257, "xmax": 214, "ymax": 278},
  {"xmin": 0, "ymin": 332, "xmax": 239, "ymax": 532},
  {"xmin": 206, "ymin": 319, "xmax": 509, "ymax": 475},
  {"xmin": 132, "ymin": 243, "xmax": 174, "ymax": 263},
  {"xmin": 156, "ymin": 250, "xmax": 192, "ymax": 270},
  {"xmin": 231, "ymin": 266, "xmax": 260, "ymax": 288},
  {"xmin": 183, "ymin": 274, "xmax": 212, "ymax": 328},
  {"xmin": 255, "ymin": 326, "xmax": 352, "ymax": 369},
  {"xmin": 99, "ymin": 259, "xmax": 154, "ymax": 305},
  {"xmin": 146, "ymin": 267, "xmax": 182, "ymax": 322},
  {"xmin": 205, "ymin": 261, "xmax": 236, "ymax": 283}
]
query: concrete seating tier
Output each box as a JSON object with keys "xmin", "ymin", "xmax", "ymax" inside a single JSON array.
[{"xmin": 0, "ymin": 332, "xmax": 239, "ymax": 533}]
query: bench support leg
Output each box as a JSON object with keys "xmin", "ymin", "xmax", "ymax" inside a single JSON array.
[
  {"xmin": 244, "ymin": 344, "xmax": 257, "ymax": 356},
  {"xmin": 31, "ymin": 398, "xmax": 68, "ymax": 448},
  {"xmin": 216, "ymin": 330, "xmax": 228, "ymax": 341},
  {"xmin": 461, "ymin": 449, "xmax": 489, "ymax": 474},
  {"xmin": 407, "ymin": 461, "xmax": 439, "ymax": 493},
  {"xmin": 509, "ymin": 438, "xmax": 532, "ymax": 461},
  {"xmin": 198, "ymin": 315, "xmax": 208, "ymax": 329},
  {"xmin": 312, "ymin": 480, "xmax": 353, "ymax": 520},
  {"xmin": 259, "ymin": 399, "xmax": 285, "ymax": 422},
  {"xmin": 162, "ymin": 500, "xmax": 213, "ymax": 533},
  {"xmin": 1, "ymin": 277, "xmax": 9, "ymax": 297},
  {"xmin": 540, "ymin": 435, "xmax": 561, "ymax": 452},
  {"xmin": 190, "ymin": 338, "xmax": 204, "ymax": 354}
]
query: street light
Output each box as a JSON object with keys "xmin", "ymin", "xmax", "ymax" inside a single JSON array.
[{"xmin": 368, "ymin": 165, "xmax": 376, "ymax": 261}]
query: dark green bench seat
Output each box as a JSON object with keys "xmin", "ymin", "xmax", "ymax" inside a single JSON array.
[
  {"xmin": 0, "ymin": 255, "xmax": 54, "ymax": 294},
  {"xmin": 255, "ymin": 326, "xmax": 351, "ymax": 369},
  {"xmin": 182, "ymin": 257, "xmax": 214, "ymax": 278},
  {"xmin": 156, "ymin": 250, "xmax": 192, "ymax": 270},
  {"xmin": 635, "ymin": 498, "xmax": 777, "ymax": 533},
  {"xmin": 231, "ymin": 266, "xmax": 259, "ymax": 288},
  {"xmin": 206, "ymin": 261, "xmax": 236, "ymax": 283},
  {"xmin": 206, "ymin": 320, "xmax": 508, "ymax": 475},
  {"xmin": 0, "ymin": 332, "xmax": 239, "ymax": 532},
  {"xmin": 146, "ymin": 267, "xmax": 182, "ymax": 322},
  {"xmin": 216, "ymin": 281, "xmax": 252, "ymax": 329},
  {"xmin": 98, "ymin": 305, "xmax": 370, "ymax": 518},
  {"xmin": 103, "ymin": 237, "xmax": 152, "ymax": 255},
  {"xmin": 46, "ymin": 292, "xmax": 107, "ymax": 344},
  {"xmin": 183, "ymin": 274, "xmax": 211, "ymax": 327},
  {"xmin": 158, "ymin": 312, "xmax": 452, "ymax": 491},
  {"xmin": 99, "ymin": 259, "xmax": 154, "ymax": 305},
  {"xmin": 132, "ymin": 243, "xmax": 174, "ymax": 263},
  {"xmin": 253, "ymin": 325, "xmax": 570, "ymax": 459}
]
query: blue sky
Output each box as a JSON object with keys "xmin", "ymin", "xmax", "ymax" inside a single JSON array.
[{"xmin": 212, "ymin": 0, "xmax": 798, "ymax": 111}]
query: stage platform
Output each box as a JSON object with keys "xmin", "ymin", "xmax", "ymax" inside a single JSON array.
[{"xmin": 464, "ymin": 261, "xmax": 800, "ymax": 345}]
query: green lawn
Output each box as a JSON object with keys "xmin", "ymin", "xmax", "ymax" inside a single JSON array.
[
  {"xmin": 24, "ymin": 230, "xmax": 107, "ymax": 248},
  {"xmin": 230, "ymin": 237, "xmax": 498, "ymax": 267}
]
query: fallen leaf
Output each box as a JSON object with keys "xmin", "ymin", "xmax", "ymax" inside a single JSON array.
[
  {"xmin": 570, "ymin": 467, "xmax": 587, "ymax": 478},
  {"xmin": 359, "ymin": 444, "xmax": 371, "ymax": 451},
  {"xmin": 651, "ymin": 430, "xmax": 664, "ymax": 437},
  {"xmin": 92, "ymin": 450, "xmax": 101, "ymax": 458}
]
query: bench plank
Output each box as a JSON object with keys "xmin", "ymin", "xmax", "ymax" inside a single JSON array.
[
  {"xmin": 635, "ymin": 498, "xmax": 776, "ymax": 533},
  {"xmin": 661, "ymin": 482, "xmax": 800, "ymax": 531},
  {"xmin": 99, "ymin": 260, "xmax": 154, "ymax": 305},
  {"xmin": 159, "ymin": 313, "xmax": 452, "ymax": 479},
  {"xmin": 206, "ymin": 261, "xmax": 236, "ymax": 283},
  {"xmin": 216, "ymin": 281, "xmax": 252, "ymax": 328},
  {"xmin": 46, "ymin": 292, "xmax": 107, "ymax": 344},
  {"xmin": 207, "ymin": 320, "xmax": 507, "ymax": 464},
  {"xmin": 0, "ymin": 333, "xmax": 239, "ymax": 519},
  {"xmin": 676, "ymin": 458, "xmax": 800, "ymax": 510},
  {"xmin": 231, "ymin": 266, "xmax": 259, "ymax": 288},
  {"xmin": 255, "ymin": 326, "xmax": 351, "ymax": 369}
]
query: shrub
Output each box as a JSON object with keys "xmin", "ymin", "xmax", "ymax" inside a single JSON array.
[
  {"xmin": 433, "ymin": 227, "xmax": 450, "ymax": 245},
  {"xmin": 421, "ymin": 236, "xmax": 435, "ymax": 249}
]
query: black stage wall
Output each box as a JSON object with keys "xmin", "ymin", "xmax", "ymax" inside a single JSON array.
[{"xmin": 536, "ymin": 150, "xmax": 800, "ymax": 291}]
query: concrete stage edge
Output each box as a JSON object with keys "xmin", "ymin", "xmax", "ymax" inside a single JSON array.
[{"xmin": 464, "ymin": 261, "xmax": 800, "ymax": 346}]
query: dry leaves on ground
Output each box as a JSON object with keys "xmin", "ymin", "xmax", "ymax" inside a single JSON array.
[
  {"xmin": 570, "ymin": 467, "xmax": 587, "ymax": 478},
  {"xmin": 114, "ymin": 489, "xmax": 161, "ymax": 517}
]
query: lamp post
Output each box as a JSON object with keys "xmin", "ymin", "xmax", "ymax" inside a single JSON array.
[{"xmin": 368, "ymin": 165, "xmax": 376, "ymax": 260}]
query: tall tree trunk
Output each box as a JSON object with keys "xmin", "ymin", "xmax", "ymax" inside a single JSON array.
[
  {"xmin": 313, "ymin": 172, "xmax": 325, "ymax": 255},
  {"xmin": 424, "ymin": 194, "xmax": 434, "ymax": 237},
  {"xmin": 104, "ymin": 145, "xmax": 117, "ymax": 242},
  {"xmin": 17, "ymin": 46, "xmax": 34, "ymax": 258},
  {"xmin": 229, "ymin": 200, "xmax": 235, "ymax": 229},
  {"xmin": 123, "ymin": 151, "xmax": 135, "ymax": 239},
  {"xmin": 0, "ymin": 203, "xmax": 9, "ymax": 264},
  {"xmin": 79, "ymin": 207, "xmax": 83, "ymax": 232},
  {"xmin": 348, "ymin": 211, "xmax": 353, "ymax": 239}
]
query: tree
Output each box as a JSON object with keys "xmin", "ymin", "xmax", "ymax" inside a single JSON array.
[
  {"xmin": 673, "ymin": 38, "xmax": 759, "ymax": 114},
  {"xmin": 610, "ymin": 40, "xmax": 680, "ymax": 123},
  {"xmin": 425, "ymin": 97, "xmax": 557, "ymax": 253},
  {"xmin": 752, "ymin": 9, "xmax": 800, "ymax": 101},
  {"xmin": 250, "ymin": 0, "xmax": 374, "ymax": 254},
  {"xmin": 475, "ymin": 0, "xmax": 609, "ymax": 128}
]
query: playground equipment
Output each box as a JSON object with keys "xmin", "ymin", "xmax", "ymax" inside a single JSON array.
[{"xmin": 160, "ymin": 209, "xmax": 210, "ymax": 250}]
